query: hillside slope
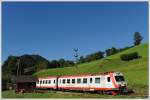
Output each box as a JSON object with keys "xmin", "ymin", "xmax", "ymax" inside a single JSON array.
[{"xmin": 34, "ymin": 43, "xmax": 148, "ymax": 97}]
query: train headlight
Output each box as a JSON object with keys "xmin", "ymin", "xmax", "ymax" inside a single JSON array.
[{"xmin": 121, "ymin": 84, "xmax": 125, "ymax": 86}]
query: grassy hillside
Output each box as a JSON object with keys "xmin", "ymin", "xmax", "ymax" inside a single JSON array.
[{"xmin": 33, "ymin": 43, "xmax": 148, "ymax": 97}]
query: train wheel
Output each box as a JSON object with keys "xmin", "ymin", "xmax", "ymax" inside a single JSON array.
[
  {"xmin": 97, "ymin": 90, "xmax": 104, "ymax": 94},
  {"xmin": 111, "ymin": 91, "xmax": 117, "ymax": 95}
]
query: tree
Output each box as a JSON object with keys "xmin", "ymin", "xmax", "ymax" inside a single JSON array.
[
  {"xmin": 110, "ymin": 47, "xmax": 118, "ymax": 55},
  {"xmin": 105, "ymin": 49, "xmax": 111, "ymax": 56},
  {"xmin": 78, "ymin": 56, "xmax": 85, "ymax": 64},
  {"xmin": 49, "ymin": 59, "xmax": 75, "ymax": 68},
  {"xmin": 2, "ymin": 54, "xmax": 51, "ymax": 90},
  {"xmin": 83, "ymin": 51, "xmax": 104, "ymax": 63},
  {"xmin": 134, "ymin": 32, "xmax": 143, "ymax": 46},
  {"xmin": 59, "ymin": 58, "xmax": 66, "ymax": 67},
  {"xmin": 94, "ymin": 51, "xmax": 104, "ymax": 60},
  {"xmin": 65, "ymin": 60, "xmax": 75, "ymax": 67},
  {"xmin": 49, "ymin": 60, "xmax": 60, "ymax": 68},
  {"xmin": 105, "ymin": 47, "xmax": 118, "ymax": 56}
]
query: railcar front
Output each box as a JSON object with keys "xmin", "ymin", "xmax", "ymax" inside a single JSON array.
[{"xmin": 113, "ymin": 72, "xmax": 128, "ymax": 94}]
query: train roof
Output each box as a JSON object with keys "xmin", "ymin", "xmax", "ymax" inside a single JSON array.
[
  {"xmin": 59, "ymin": 71, "xmax": 117, "ymax": 78},
  {"xmin": 37, "ymin": 71, "xmax": 123, "ymax": 79}
]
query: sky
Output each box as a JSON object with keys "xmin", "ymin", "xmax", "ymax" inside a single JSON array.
[{"xmin": 2, "ymin": 2, "xmax": 148, "ymax": 62}]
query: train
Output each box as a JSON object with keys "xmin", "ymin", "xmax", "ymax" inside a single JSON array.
[{"xmin": 36, "ymin": 71, "xmax": 128, "ymax": 95}]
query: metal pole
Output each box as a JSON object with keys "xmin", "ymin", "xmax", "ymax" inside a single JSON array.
[
  {"xmin": 16, "ymin": 58, "xmax": 20, "ymax": 76},
  {"xmin": 73, "ymin": 49, "xmax": 79, "ymax": 70}
]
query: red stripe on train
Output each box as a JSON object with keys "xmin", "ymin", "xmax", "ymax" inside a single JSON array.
[
  {"xmin": 36, "ymin": 86, "xmax": 117, "ymax": 91},
  {"xmin": 110, "ymin": 73, "xmax": 119, "ymax": 89},
  {"xmin": 58, "ymin": 86, "xmax": 115, "ymax": 90},
  {"xmin": 36, "ymin": 86, "xmax": 57, "ymax": 88}
]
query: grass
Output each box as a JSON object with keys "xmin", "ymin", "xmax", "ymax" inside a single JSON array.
[
  {"xmin": 33, "ymin": 43, "xmax": 148, "ymax": 77},
  {"xmin": 2, "ymin": 43, "xmax": 149, "ymax": 98},
  {"xmin": 2, "ymin": 90, "xmax": 148, "ymax": 98}
]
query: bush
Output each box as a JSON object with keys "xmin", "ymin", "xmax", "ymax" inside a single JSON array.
[
  {"xmin": 120, "ymin": 54, "xmax": 128, "ymax": 61},
  {"xmin": 120, "ymin": 52, "xmax": 140, "ymax": 61}
]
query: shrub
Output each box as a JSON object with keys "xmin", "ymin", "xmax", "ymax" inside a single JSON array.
[
  {"xmin": 120, "ymin": 52, "xmax": 140, "ymax": 61},
  {"xmin": 120, "ymin": 54, "xmax": 129, "ymax": 61}
]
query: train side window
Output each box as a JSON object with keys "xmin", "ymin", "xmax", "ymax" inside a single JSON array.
[
  {"xmin": 83, "ymin": 78, "xmax": 87, "ymax": 84},
  {"xmin": 107, "ymin": 77, "xmax": 110, "ymax": 82},
  {"xmin": 43, "ymin": 80, "xmax": 45, "ymax": 84},
  {"xmin": 63, "ymin": 79, "xmax": 66, "ymax": 84},
  {"xmin": 95, "ymin": 78, "xmax": 100, "ymax": 83},
  {"xmin": 72, "ymin": 79, "xmax": 75, "ymax": 84},
  {"xmin": 40, "ymin": 80, "xmax": 42, "ymax": 84},
  {"xmin": 49, "ymin": 80, "xmax": 51, "ymax": 84},
  {"xmin": 54, "ymin": 80, "xmax": 55, "ymax": 83},
  {"xmin": 60, "ymin": 79, "xmax": 61, "ymax": 84},
  {"xmin": 45, "ymin": 80, "xmax": 47, "ymax": 84},
  {"xmin": 90, "ymin": 78, "xmax": 92, "ymax": 83},
  {"xmin": 67, "ymin": 79, "xmax": 70, "ymax": 84},
  {"xmin": 77, "ymin": 79, "xmax": 81, "ymax": 84}
]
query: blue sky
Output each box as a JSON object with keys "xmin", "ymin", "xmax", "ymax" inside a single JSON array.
[{"xmin": 2, "ymin": 2, "xmax": 148, "ymax": 62}]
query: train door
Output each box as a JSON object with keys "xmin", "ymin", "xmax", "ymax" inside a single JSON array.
[
  {"xmin": 56, "ymin": 77, "xmax": 59, "ymax": 90},
  {"xmin": 94, "ymin": 76, "xmax": 101, "ymax": 88},
  {"xmin": 100, "ymin": 76, "xmax": 105, "ymax": 88},
  {"xmin": 89, "ymin": 77, "xmax": 94, "ymax": 91},
  {"xmin": 39, "ymin": 80, "xmax": 42, "ymax": 88},
  {"xmin": 89, "ymin": 76, "xmax": 101, "ymax": 91}
]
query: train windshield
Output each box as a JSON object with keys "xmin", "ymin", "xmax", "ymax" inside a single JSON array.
[{"xmin": 115, "ymin": 76, "xmax": 125, "ymax": 82}]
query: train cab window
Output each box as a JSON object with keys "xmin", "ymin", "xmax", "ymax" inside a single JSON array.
[
  {"xmin": 63, "ymin": 79, "xmax": 66, "ymax": 84},
  {"xmin": 67, "ymin": 79, "xmax": 70, "ymax": 84},
  {"xmin": 54, "ymin": 80, "xmax": 55, "ymax": 83},
  {"xmin": 83, "ymin": 78, "xmax": 87, "ymax": 84},
  {"xmin": 72, "ymin": 79, "xmax": 75, "ymax": 84},
  {"xmin": 95, "ymin": 78, "xmax": 100, "ymax": 83},
  {"xmin": 49, "ymin": 80, "xmax": 51, "ymax": 84},
  {"xmin": 77, "ymin": 79, "xmax": 81, "ymax": 84},
  {"xmin": 107, "ymin": 77, "xmax": 110, "ymax": 82},
  {"xmin": 115, "ymin": 76, "xmax": 125, "ymax": 82},
  {"xmin": 90, "ymin": 78, "xmax": 92, "ymax": 83}
]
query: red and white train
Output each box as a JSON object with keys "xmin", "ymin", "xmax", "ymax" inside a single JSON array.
[{"xmin": 36, "ymin": 71, "xmax": 128, "ymax": 95}]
